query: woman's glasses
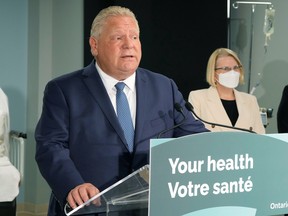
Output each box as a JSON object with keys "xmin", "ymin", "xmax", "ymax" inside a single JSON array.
[{"xmin": 215, "ymin": 65, "xmax": 242, "ymax": 72}]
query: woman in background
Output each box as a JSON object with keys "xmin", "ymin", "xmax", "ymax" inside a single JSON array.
[
  {"xmin": 188, "ymin": 48, "xmax": 265, "ymax": 134},
  {"xmin": 0, "ymin": 88, "xmax": 21, "ymax": 216}
]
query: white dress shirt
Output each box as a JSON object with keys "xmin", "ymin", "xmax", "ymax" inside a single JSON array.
[{"xmin": 95, "ymin": 62, "xmax": 136, "ymax": 127}]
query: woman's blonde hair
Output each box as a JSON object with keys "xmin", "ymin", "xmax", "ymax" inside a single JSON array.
[{"xmin": 206, "ymin": 48, "xmax": 245, "ymax": 87}]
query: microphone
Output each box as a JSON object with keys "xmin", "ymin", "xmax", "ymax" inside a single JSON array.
[
  {"xmin": 185, "ymin": 101, "xmax": 256, "ymax": 133},
  {"xmin": 157, "ymin": 103, "xmax": 187, "ymax": 138}
]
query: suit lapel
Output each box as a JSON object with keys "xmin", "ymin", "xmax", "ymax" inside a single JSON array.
[
  {"xmin": 81, "ymin": 61, "xmax": 127, "ymax": 146},
  {"xmin": 234, "ymin": 89, "xmax": 248, "ymax": 126},
  {"xmin": 81, "ymin": 64, "xmax": 151, "ymax": 148},
  {"xmin": 134, "ymin": 69, "xmax": 149, "ymax": 143},
  {"xmin": 207, "ymin": 87, "xmax": 233, "ymax": 126}
]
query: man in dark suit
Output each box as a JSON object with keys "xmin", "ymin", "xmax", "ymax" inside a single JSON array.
[
  {"xmin": 277, "ymin": 85, "xmax": 288, "ymax": 133},
  {"xmin": 35, "ymin": 5, "xmax": 208, "ymax": 216}
]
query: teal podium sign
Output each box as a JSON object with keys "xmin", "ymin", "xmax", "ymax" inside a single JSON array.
[{"xmin": 149, "ymin": 132, "xmax": 288, "ymax": 216}]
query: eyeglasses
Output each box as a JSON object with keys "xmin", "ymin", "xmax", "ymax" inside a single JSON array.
[{"xmin": 215, "ymin": 65, "xmax": 242, "ymax": 72}]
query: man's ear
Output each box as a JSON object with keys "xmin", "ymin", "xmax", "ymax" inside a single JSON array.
[{"xmin": 89, "ymin": 37, "xmax": 98, "ymax": 56}]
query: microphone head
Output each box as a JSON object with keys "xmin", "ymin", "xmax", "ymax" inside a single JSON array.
[
  {"xmin": 174, "ymin": 103, "xmax": 183, "ymax": 113},
  {"xmin": 185, "ymin": 101, "xmax": 194, "ymax": 111}
]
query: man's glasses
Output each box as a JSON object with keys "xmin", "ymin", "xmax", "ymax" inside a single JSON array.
[{"xmin": 215, "ymin": 65, "xmax": 242, "ymax": 72}]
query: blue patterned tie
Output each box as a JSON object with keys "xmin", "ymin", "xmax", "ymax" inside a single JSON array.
[{"xmin": 115, "ymin": 82, "xmax": 134, "ymax": 152}]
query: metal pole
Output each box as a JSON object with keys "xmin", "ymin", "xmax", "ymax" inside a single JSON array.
[
  {"xmin": 232, "ymin": 1, "xmax": 273, "ymax": 93},
  {"xmin": 247, "ymin": 4, "xmax": 255, "ymax": 93}
]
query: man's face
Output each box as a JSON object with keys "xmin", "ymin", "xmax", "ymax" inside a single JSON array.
[{"xmin": 90, "ymin": 16, "xmax": 142, "ymax": 80}]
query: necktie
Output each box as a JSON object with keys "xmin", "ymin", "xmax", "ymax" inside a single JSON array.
[{"xmin": 115, "ymin": 82, "xmax": 134, "ymax": 152}]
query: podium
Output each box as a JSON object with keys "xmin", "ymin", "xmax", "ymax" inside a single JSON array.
[
  {"xmin": 64, "ymin": 165, "xmax": 149, "ymax": 215},
  {"xmin": 65, "ymin": 132, "xmax": 288, "ymax": 216},
  {"xmin": 149, "ymin": 132, "xmax": 288, "ymax": 216}
]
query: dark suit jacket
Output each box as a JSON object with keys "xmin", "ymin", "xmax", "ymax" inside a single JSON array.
[
  {"xmin": 277, "ymin": 85, "xmax": 288, "ymax": 133},
  {"xmin": 35, "ymin": 60, "xmax": 208, "ymax": 216}
]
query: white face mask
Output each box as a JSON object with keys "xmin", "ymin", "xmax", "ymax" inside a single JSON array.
[{"xmin": 217, "ymin": 70, "xmax": 240, "ymax": 88}]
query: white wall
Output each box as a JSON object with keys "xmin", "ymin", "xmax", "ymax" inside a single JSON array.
[
  {"xmin": 0, "ymin": 0, "xmax": 83, "ymax": 213},
  {"xmin": 0, "ymin": 0, "xmax": 28, "ymax": 136}
]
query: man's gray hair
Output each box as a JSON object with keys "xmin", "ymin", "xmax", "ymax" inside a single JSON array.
[{"xmin": 90, "ymin": 6, "xmax": 140, "ymax": 38}]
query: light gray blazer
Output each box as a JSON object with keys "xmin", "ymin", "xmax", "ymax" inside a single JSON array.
[{"xmin": 188, "ymin": 86, "xmax": 266, "ymax": 134}]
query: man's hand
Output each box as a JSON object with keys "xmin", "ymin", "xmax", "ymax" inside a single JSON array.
[{"xmin": 67, "ymin": 183, "xmax": 100, "ymax": 209}]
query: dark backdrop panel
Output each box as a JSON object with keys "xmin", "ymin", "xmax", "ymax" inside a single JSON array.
[{"xmin": 84, "ymin": 0, "xmax": 227, "ymax": 99}]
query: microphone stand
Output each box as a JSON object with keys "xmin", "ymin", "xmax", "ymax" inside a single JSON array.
[
  {"xmin": 157, "ymin": 103, "xmax": 187, "ymax": 138},
  {"xmin": 185, "ymin": 102, "xmax": 256, "ymax": 134}
]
